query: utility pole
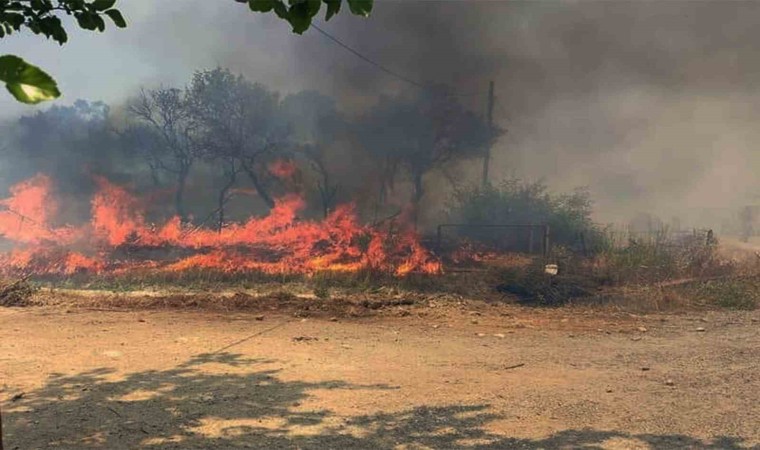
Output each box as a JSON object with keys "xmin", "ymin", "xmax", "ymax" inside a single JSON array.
[{"xmin": 481, "ymin": 80, "xmax": 495, "ymax": 188}]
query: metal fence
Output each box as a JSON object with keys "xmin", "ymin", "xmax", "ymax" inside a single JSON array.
[{"xmin": 434, "ymin": 223, "xmax": 551, "ymax": 257}]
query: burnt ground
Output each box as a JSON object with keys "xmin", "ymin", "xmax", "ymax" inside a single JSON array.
[{"xmin": 1, "ymin": 295, "xmax": 759, "ymax": 449}]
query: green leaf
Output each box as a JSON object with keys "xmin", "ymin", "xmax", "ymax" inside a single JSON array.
[
  {"xmin": 325, "ymin": 0, "xmax": 341, "ymax": 21},
  {"xmin": 273, "ymin": 1, "xmax": 289, "ymax": 19},
  {"xmin": 287, "ymin": 0, "xmax": 320, "ymax": 33},
  {"xmin": 347, "ymin": 0, "xmax": 372, "ymax": 16},
  {"xmin": 4, "ymin": 13, "xmax": 25, "ymax": 29},
  {"xmin": 248, "ymin": 0, "xmax": 276, "ymax": 12},
  {"xmin": 306, "ymin": 0, "xmax": 322, "ymax": 17},
  {"xmin": 91, "ymin": 0, "xmax": 117, "ymax": 11},
  {"xmin": 104, "ymin": 9, "xmax": 127, "ymax": 28},
  {"xmin": 93, "ymin": 14, "xmax": 106, "ymax": 32},
  {"xmin": 287, "ymin": 10, "xmax": 311, "ymax": 33},
  {"xmin": 75, "ymin": 12, "xmax": 98, "ymax": 30},
  {"xmin": 0, "ymin": 55, "xmax": 61, "ymax": 104}
]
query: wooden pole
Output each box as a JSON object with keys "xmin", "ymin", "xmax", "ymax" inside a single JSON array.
[
  {"xmin": 481, "ymin": 81, "xmax": 495, "ymax": 188},
  {"xmin": 528, "ymin": 227, "xmax": 535, "ymax": 254}
]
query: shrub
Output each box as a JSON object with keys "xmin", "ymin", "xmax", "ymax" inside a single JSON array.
[
  {"xmin": 685, "ymin": 277, "xmax": 759, "ymax": 310},
  {"xmin": 313, "ymin": 285, "xmax": 331, "ymax": 300},
  {"xmin": 0, "ymin": 279, "xmax": 38, "ymax": 307},
  {"xmin": 587, "ymin": 228, "xmax": 724, "ymax": 284},
  {"xmin": 445, "ymin": 180, "xmax": 598, "ymax": 251},
  {"xmin": 495, "ymin": 261, "xmax": 597, "ymax": 306}
]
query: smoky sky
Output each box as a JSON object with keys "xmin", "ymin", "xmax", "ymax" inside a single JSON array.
[{"xmin": 2, "ymin": 0, "xmax": 760, "ymax": 227}]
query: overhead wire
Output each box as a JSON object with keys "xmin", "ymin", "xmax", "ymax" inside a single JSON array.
[{"xmin": 310, "ymin": 23, "xmax": 487, "ymax": 98}]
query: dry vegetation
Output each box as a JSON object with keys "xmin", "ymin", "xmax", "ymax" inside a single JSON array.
[{"xmin": 3, "ymin": 230, "xmax": 757, "ymax": 316}]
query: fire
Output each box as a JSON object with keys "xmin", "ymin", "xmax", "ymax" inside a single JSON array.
[
  {"xmin": 0, "ymin": 174, "xmax": 58, "ymax": 244},
  {"xmin": 0, "ymin": 173, "xmax": 441, "ymax": 277},
  {"xmin": 268, "ymin": 159, "xmax": 298, "ymax": 179}
]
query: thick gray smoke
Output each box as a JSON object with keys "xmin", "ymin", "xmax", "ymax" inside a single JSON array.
[
  {"xmin": 4, "ymin": 1, "xmax": 760, "ymax": 229},
  {"xmin": 284, "ymin": 1, "xmax": 760, "ymax": 229}
]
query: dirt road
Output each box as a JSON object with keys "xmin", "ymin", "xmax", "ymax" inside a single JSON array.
[{"xmin": 1, "ymin": 302, "xmax": 758, "ymax": 449}]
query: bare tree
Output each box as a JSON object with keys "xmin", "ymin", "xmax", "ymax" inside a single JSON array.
[
  {"xmin": 280, "ymin": 91, "xmax": 344, "ymax": 217},
  {"xmin": 215, "ymin": 156, "xmax": 242, "ymax": 232},
  {"xmin": 358, "ymin": 89, "xmax": 496, "ymax": 225},
  {"xmin": 186, "ymin": 68, "xmax": 288, "ymax": 212},
  {"xmin": 128, "ymin": 88, "xmax": 197, "ymax": 222}
]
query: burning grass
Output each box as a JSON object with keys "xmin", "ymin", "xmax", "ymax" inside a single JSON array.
[
  {"xmin": 1, "ymin": 174, "xmax": 757, "ymax": 314},
  {"xmin": 0, "ymin": 174, "xmax": 440, "ymax": 279}
]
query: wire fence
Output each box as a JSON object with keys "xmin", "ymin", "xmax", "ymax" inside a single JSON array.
[{"xmin": 434, "ymin": 223, "xmax": 551, "ymax": 257}]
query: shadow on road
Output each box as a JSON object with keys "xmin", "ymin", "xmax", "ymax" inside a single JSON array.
[{"xmin": 3, "ymin": 352, "xmax": 754, "ymax": 449}]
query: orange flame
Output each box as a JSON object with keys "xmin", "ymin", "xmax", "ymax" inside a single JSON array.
[
  {"xmin": 268, "ymin": 159, "xmax": 298, "ymax": 179},
  {"xmin": 0, "ymin": 174, "xmax": 441, "ymax": 278}
]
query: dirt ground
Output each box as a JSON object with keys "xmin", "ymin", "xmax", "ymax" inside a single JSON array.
[{"xmin": 1, "ymin": 298, "xmax": 759, "ymax": 449}]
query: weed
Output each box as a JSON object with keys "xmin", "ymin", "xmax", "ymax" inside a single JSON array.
[
  {"xmin": 0, "ymin": 279, "xmax": 38, "ymax": 307},
  {"xmin": 685, "ymin": 277, "xmax": 759, "ymax": 310},
  {"xmin": 313, "ymin": 285, "xmax": 330, "ymax": 300},
  {"xmin": 495, "ymin": 262, "xmax": 596, "ymax": 306}
]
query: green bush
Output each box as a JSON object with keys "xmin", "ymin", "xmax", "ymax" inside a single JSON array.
[{"xmin": 445, "ymin": 180, "xmax": 598, "ymax": 250}]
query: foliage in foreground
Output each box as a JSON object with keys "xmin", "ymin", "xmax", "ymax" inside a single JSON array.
[{"xmin": 0, "ymin": 0, "xmax": 372, "ymax": 103}]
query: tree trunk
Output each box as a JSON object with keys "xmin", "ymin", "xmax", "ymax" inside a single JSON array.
[
  {"xmin": 217, "ymin": 172, "xmax": 237, "ymax": 233},
  {"xmin": 242, "ymin": 163, "xmax": 275, "ymax": 210},
  {"xmin": 175, "ymin": 168, "xmax": 189, "ymax": 223},
  {"xmin": 412, "ymin": 171, "xmax": 424, "ymax": 229},
  {"xmin": 217, "ymin": 189, "xmax": 226, "ymax": 233}
]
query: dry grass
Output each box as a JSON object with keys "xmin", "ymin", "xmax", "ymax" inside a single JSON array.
[
  {"xmin": 21, "ymin": 287, "xmax": 437, "ymax": 320},
  {"xmin": 0, "ymin": 277, "xmax": 38, "ymax": 307},
  {"xmin": 5, "ymin": 230, "xmax": 756, "ymax": 314}
]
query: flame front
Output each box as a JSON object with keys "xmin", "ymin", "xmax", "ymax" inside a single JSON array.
[{"xmin": 0, "ymin": 174, "xmax": 441, "ymax": 277}]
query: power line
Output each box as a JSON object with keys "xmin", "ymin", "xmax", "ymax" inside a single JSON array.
[
  {"xmin": 311, "ymin": 23, "xmax": 425, "ymax": 89},
  {"xmin": 311, "ymin": 23, "xmax": 486, "ymax": 97}
]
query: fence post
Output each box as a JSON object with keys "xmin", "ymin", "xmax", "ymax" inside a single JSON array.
[
  {"xmin": 543, "ymin": 224, "xmax": 551, "ymax": 258},
  {"xmin": 528, "ymin": 227, "xmax": 535, "ymax": 254}
]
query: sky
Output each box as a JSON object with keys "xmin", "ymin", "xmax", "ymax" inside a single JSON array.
[{"xmin": 2, "ymin": 1, "xmax": 760, "ymax": 227}]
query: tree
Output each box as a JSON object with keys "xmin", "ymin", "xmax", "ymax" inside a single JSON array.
[
  {"xmin": 0, "ymin": 3, "xmax": 373, "ymax": 448},
  {"xmin": 186, "ymin": 67, "xmax": 289, "ymax": 212},
  {"xmin": 358, "ymin": 89, "xmax": 496, "ymax": 224},
  {"xmin": 127, "ymin": 88, "xmax": 198, "ymax": 222},
  {"xmin": 235, "ymin": 0, "xmax": 372, "ymax": 34},
  {"xmin": 0, "ymin": 0, "xmax": 372, "ymax": 104},
  {"xmin": 7, "ymin": 99, "xmax": 136, "ymax": 220},
  {"xmin": 280, "ymin": 90, "xmax": 344, "ymax": 217}
]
